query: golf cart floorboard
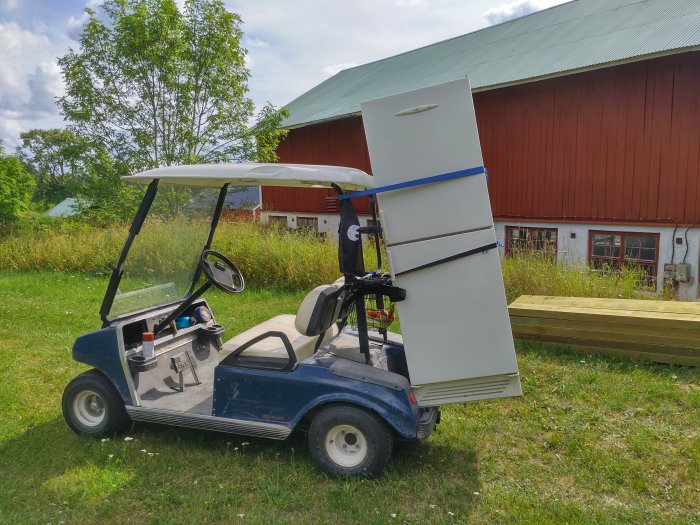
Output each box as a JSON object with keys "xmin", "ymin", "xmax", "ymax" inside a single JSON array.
[
  {"xmin": 132, "ymin": 330, "xmax": 221, "ymax": 415},
  {"xmin": 137, "ymin": 379, "xmax": 215, "ymax": 415}
]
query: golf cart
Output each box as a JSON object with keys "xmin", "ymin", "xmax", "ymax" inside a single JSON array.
[
  {"xmin": 62, "ymin": 79, "xmax": 522, "ymax": 478},
  {"xmin": 62, "ymin": 163, "xmax": 436, "ymax": 477}
]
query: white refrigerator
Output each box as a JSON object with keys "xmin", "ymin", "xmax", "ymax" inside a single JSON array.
[{"xmin": 361, "ymin": 78, "xmax": 521, "ymax": 406}]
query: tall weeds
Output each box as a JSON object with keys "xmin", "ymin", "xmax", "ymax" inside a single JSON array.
[
  {"xmin": 0, "ymin": 221, "xmax": 344, "ymax": 288},
  {"xmin": 0, "ymin": 220, "xmax": 662, "ymax": 299},
  {"xmin": 500, "ymin": 250, "xmax": 660, "ymax": 302}
]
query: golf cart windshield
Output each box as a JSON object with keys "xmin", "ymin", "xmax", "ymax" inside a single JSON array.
[
  {"xmin": 109, "ymin": 184, "xmax": 222, "ymax": 318},
  {"xmin": 102, "ymin": 163, "xmax": 375, "ymax": 322}
]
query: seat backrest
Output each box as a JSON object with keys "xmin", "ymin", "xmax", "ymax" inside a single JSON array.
[{"xmin": 295, "ymin": 282, "xmax": 345, "ymax": 336}]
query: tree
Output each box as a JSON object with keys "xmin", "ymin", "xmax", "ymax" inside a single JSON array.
[
  {"xmin": 72, "ymin": 148, "xmax": 144, "ymax": 224},
  {"xmin": 0, "ymin": 146, "xmax": 35, "ymax": 220},
  {"xmin": 58, "ymin": 0, "xmax": 288, "ymax": 173},
  {"xmin": 17, "ymin": 129, "xmax": 93, "ymax": 205}
]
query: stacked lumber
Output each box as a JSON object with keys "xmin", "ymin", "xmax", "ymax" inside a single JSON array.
[{"xmin": 508, "ymin": 295, "xmax": 700, "ymax": 366}]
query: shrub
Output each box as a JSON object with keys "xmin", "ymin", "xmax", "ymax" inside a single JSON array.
[{"xmin": 0, "ymin": 151, "xmax": 35, "ymax": 220}]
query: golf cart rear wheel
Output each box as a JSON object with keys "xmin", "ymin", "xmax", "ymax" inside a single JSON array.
[
  {"xmin": 62, "ymin": 369, "xmax": 131, "ymax": 437},
  {"xmin": 308, "ymin": 405, "xmax": 393, "ymax": 478}
]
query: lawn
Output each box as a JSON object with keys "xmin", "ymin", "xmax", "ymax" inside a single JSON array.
[{"xmin": 1, "ymin": 271, "xmax": 699, "ymax": 524}]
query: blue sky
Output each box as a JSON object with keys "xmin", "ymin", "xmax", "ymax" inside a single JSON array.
[{"xmin": 0, "ymin": 0, "xmax": 568, "ymax": 148}]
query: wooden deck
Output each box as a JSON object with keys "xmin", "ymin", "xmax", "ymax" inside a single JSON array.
[{"xmin": 508, "ymin": 295, "xmax": 700, "ymax": 366}]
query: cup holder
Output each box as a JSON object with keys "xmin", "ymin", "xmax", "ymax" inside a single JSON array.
[
  {"xmin": 202, "ymin": 324, "xmax": 225, "ymax": 350},
  {"xmin": 127, "ymin": 353, "xmax": 158, "ymax": 373}
]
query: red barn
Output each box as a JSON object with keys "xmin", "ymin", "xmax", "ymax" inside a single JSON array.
[{"xmin": 262, "ymin": 0, "xmax": 700, "ymax": 298}]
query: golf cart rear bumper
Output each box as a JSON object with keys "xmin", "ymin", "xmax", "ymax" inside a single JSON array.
[{"xmin": 416, "ymin": 407, "xmax": 440, "ymax": 440}]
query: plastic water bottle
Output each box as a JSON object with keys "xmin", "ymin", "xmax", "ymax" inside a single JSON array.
[{"xmin": 142, "ymin": 332, "xmax": 155, "ymax": 359}]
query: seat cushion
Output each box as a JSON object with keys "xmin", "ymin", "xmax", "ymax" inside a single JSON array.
[{"xmin": 221, "ymin": 314, "xmax": 337, "ymax": 363}]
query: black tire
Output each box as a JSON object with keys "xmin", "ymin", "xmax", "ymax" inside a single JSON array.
[
  {"xmin": 62, "ymin": 369, "xmax": 131, "ymax": 438},
  {"xmin": 308, "ymin": 405, "xmax": 393, "ymax": 478}
]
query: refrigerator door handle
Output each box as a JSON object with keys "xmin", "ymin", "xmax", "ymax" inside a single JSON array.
[
  {"xmin": 395, "ymin": 103, "xmax": 439, "ymax": 116},
  {"xmin": 394, "ymin": 241, "xmax": 498, "ymax": 277}
]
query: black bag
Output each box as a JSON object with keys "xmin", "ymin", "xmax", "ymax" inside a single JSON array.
[{"xmin": 338, "ymin": 199, "xmax": 364, "ymax": 276}]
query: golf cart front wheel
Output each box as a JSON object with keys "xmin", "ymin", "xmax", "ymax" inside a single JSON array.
[
  {"xmin": 62, "ymin": 369, "xmax": 131, "ymax": 437},
  {"xmin": 308, "ymin": 405, "xmax": 393, "ymax": 478}
]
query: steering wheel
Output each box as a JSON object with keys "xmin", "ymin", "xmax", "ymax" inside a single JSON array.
[{"xmin": 199, "ymin": 249, "xmax": 245, "ymax": 294}]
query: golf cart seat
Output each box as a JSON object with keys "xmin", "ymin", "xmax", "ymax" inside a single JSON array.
[{"xmin": 220, "ymin": 282, "xmax": 345, "ymax": 370}]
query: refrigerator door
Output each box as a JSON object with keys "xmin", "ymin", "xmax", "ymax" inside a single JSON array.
[
  {"xmin": 361, "ymin": 78, "xmax": 493, "ymax": 245},
  {"xmin": 386, "ymin": 229, "xmax": 519, "ymax": 383}
]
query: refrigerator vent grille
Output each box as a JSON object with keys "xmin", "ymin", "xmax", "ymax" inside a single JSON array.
[{"xmin": 418, "ymin": 378, "xmax": 511, "ymax": 402}]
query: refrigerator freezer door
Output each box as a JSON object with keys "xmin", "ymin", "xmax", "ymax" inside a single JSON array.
[
  {"xmin": 387, "ymin": 229, "xmax": 518, "ymax": 386},
  {"xmin": 361, "ymin": 78, "xmax": 494, "ymax": 245}
]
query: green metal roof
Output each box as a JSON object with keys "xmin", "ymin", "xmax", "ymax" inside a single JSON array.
[{"xmin": 283, "ymin": 0, "xmax": 700, "ymax": 128}]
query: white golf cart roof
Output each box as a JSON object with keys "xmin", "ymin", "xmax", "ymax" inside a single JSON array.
[{"xmin": 122, "ymin": 163, "xmax": 375, "ymax": 190}]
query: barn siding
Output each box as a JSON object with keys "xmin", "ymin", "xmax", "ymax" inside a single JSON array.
[
  {"xmin": 265, "ymin": 117, "xmax": 373, "ymax": 213},
  {"xmin": 265, "ymin": 51, "xmax": 700, "ymax": 224}
]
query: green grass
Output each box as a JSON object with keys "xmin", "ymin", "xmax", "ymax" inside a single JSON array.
[{"xmin": 1, "ymin": 271, "xmax": 699, "ymax": 524}]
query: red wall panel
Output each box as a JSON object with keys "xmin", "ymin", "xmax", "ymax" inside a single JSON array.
[
  {"xmin": 264, "ymin": 117, "xmax": 373, "ymax": 214},
  {"xmin": 266, "ymin": 51, "xmax": 700, "ymax": 224}
]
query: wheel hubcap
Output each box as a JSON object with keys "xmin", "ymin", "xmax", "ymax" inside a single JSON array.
[
  {"xmin": 325, "ymin": 424, "xmax": 368, "ymax": 468},
  {"xmin": 73, "ymin": 389, "xmax": 106, "ymax": 428}
]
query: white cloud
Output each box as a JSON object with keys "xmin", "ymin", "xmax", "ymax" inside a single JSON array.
[
  {"xmin": 395, "ymin": 0, "xmax": 426, "ymax": 6},
  {"xmin": 27, "ymin": 62, "xmax": 64, "ymax": 116},
  {"xmin": 3, "ymin": 0, "xmax": 19, "ymax": 10},
  {"xmin": 68, "ymin": 1, "xmax": 110, "ymax": 41},
  {"xmin": 0, "ymin": 119, "xmax": 23, "ymax": 148},
  {"xmin": 67, "ymin": 11, "xmax": 91, "ymax": 41},
  {"xmin": 484, "ymin": 0, "xmax": 544, "ymax": 25},
  {"xmin": 245, "ymin": 37, "xmax": 270, "ymax": 49},
  {"xmin": 0, "ymin": 22, "xmax": 65, "ymax": 146},
  {"xmin": 32, "ymin": 19, "xmax": 48, "ymax": 34},
  {"xmin": 0, "ymin": 22, "xmax": 51, "ymax": 112},
  {"xmin": 322, "ymin": 62, "xmax": 359, "ymax": 76}
]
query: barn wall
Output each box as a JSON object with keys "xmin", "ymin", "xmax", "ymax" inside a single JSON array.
[
  {"xmin": 265, "ymin": 51, "xmax": 700, "ymax": 224},
  {"xmin": 264, "ymin": 117, "xmax": 372, "ymax": 214},
  {"xmin": 492, "ymin": 220, "xmax": 700, "ymax": 300},
  {"xmin": 478, "ymin": 51, "xmax": 700, "ymax": 224}
]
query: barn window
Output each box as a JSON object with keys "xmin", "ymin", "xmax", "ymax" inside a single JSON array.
[
  {"xmin": 296, "ymin": 216, "xmax": 319, "ymax": 232},
  {"xmin": 268, "ymin": 215, "xmax": 288, "ymax": 228},
  {"xmin": 505, "ymin": 226, "xmax": 558, "ymax": 256},
  {"xmin": 589, "ymin": 231, "xmax": 659, "ymax": 286}
]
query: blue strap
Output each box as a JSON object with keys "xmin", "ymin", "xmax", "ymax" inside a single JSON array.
[{"xmin": 338, "ymin": 165, "xmax": 486, "ymax": 200}]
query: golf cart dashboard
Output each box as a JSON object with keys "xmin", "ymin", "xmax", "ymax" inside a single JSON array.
[{"xmin": 121, "ymin": 300, "xmax": 216, "ymax": 350}]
